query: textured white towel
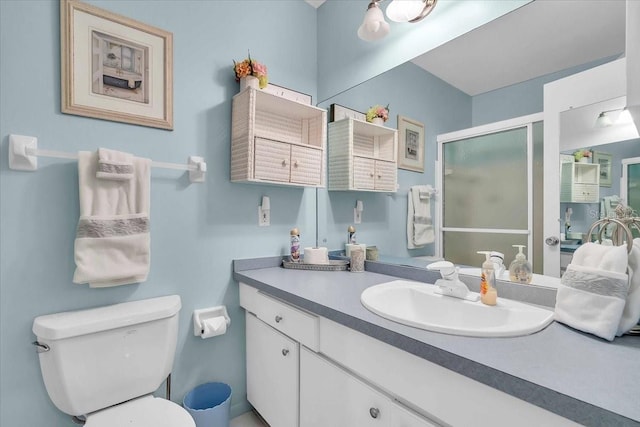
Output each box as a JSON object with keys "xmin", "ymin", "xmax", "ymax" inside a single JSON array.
[
  {"xmin": 555, "ymin": 243, "xmax": 629, "ymax": 341},
  {"xmin": 96, "ymin": 147, "xmax": 134, "ymax": 181},
  {"xmin": 407, "ymin": 185, "xmax": 435, "ymax": 249},
  {"xmin": 618, "ymin": 238, "xmax": 640, "ymax": 336},
  {"xmin": 73, "ymin": 150, "xmax": 151, "ymax": 287}
]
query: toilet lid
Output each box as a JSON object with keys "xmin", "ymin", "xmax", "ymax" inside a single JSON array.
[{"xmin": 85, "ymin": 395, "xmax": 195, "ymax": 427}]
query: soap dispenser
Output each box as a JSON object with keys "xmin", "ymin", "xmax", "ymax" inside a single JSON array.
[
  {"xmin": 509, "ymin": 245, "xmax": 533, "ymax": 284},
  {"xmin": 478, "ymin": 251, "xmax": 497, "ymax": 306}
]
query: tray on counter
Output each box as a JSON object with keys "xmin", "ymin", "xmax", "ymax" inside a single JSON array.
[{"xmin": 282, "ymin": 259, "xmax": 349, "ymax": 271}]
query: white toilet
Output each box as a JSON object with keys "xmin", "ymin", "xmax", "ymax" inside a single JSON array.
[{"xmin": 32, "ymin": 295, "xmax": 195, "ymax": 427}]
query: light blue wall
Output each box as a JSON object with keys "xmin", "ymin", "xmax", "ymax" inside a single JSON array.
[
  {"xmin": 317, "ymin": 62, "xmax": 472, "ymax": 257},
  {"xmin": 0, "ymin": 1, "xmax": 317, "ymax": 425}
]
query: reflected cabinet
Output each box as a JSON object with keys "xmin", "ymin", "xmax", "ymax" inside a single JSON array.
[{"xmin": 328, "ymin": 118, "xmax": 398, "ymax": 192}]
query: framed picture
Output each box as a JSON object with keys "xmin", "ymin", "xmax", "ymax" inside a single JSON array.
[
  {"xmin": 593, "ymin": 151, "xmax": 613, "ymax": 187},
  {"xmin": 61, "ymin": 0, "xmax": 173, "ymax": 130},
  {"xmin": 329, "ymin": 104, "xmax": 366, "ymax": 122},
  {"xmin": 397, "ymin": 115, "xmax": 425, "ymax": 172}
]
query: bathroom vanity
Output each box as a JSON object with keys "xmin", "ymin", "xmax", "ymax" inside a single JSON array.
[{"xmin": 235, "ymin": 257, "xmax": 640, "ymax": 427}]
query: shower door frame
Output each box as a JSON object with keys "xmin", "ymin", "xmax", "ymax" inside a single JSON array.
[{"xmin": 435, "ymin": 113, "xmax": 543, "ymax": 265}]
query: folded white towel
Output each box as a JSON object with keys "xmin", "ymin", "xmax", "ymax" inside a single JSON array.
[
  {"xmin": 407, "ymin": 185, "xmax": 434, "ymax": 249},
  {"xmin": 73, "ymin": 150, "xmax": 151, "ymax": 287},
  {"xmin": 618, "ymin": 238, "xmax": 640, "ymax": 336},
  {"xmin": 96, "ymin": 147, "xmax": 134, "ymax": 181},
  {"xmin": 555, "ymin": 243, "xmax": 629, "ymax": 341}
]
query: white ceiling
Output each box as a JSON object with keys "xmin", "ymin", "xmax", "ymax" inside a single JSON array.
[
  {"xmin": 413, "ymin": 0, "xmax": 626, "ymax": 96},
  {"xmin": 308, "ymin": 0, "xmax": 626, "ymax": 97}
]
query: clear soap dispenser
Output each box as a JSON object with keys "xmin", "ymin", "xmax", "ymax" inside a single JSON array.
[
  {"xmin": 478, "ymin": 251, "xmax": 497, "ymax": 306},
  {"xmin": 509, "ymin": 245, "xmax": 533, "ymax": 284}
]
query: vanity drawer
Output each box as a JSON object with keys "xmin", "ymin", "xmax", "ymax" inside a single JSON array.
[{"xmin": 239, "ymin": 282, "xmax": 319, "ymax": 351}]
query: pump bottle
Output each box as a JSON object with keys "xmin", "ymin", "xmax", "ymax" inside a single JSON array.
[
  {"xmin": 478, "ymin": 251, "xmax": 497, "ymax": 306},
  {"xmin": 509, "ymin": 245, "xmax": 533, "ymax": 284}
]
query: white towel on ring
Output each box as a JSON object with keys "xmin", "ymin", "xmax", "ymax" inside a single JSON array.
[
  {"xmin": 554, "ymin": 242, "xmax": 629, "ymax": 341},
  {"xmin": 73, "ymin": 150, "xmax": 151, "ymax": 287},
  {"xmin": 407, "ymin": 185, "xmax": 434, "ymax": 249}
]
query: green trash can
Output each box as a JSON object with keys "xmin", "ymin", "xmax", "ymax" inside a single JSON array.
[{"xmin": 183, "ymin": 382, "xmax": 232, "ymax": 427}]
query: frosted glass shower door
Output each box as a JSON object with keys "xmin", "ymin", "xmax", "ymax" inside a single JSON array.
[{"xmin": 437, "ymin": 115, "xmax": 541, "ymax": 269}]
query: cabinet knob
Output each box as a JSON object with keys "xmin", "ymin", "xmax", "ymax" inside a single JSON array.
[
  {"xmin": 293, "ymin": 160, "xmax": 299, "ymax": 168},
  {"xmin": 370, "ymin": 172, "xmax": 375, "ymax": 177},
  {"xmin": 275, "ymin": 315, "xmax": 283, "ymax": 323},
  {"xmin": 369, "ymin": 407, "xmax": 380, "ymax": 419},
  {"xmin": 282, "ymin": 348, "xmax": 289, "ymax": 356},
  {"xmin": 282, "ymin": 159, "xmax": 288, "ymax": 167}
]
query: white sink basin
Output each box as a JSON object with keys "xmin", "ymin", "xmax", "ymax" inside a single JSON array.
[{"xmin": 361, "ymin": 280, "xmax": 554, "ymax": 337}]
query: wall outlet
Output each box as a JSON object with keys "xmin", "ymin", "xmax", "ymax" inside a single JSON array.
[
  {"xmin": 259, "ymin": 207, "xmax": 270, "ymax": 226},
  {"xmin": 354, "ymin": 207, "xmax": 361, "ymax": 224}
]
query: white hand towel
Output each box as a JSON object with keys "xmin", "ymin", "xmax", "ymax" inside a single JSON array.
[
  {"xmin": 96, "ymin": 147, "xmax": 134, "ymax": 181},
  {"xmin": 554, "ymin": 243, "xmax": 629, "ymax": 341},
  {"xmin": 73, "ymin": 150, "xmax": 151, "ymax": 287},
  {"xmin": 617, "ymin": 238, "xmax": 640, "ymax": 336},
  {"xmin": 407, "ymin": 185, "xmax": 435, "ymax": 249}
]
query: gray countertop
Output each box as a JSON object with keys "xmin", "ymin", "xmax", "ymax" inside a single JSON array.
[{"xmin": 233, "ymin": 257, "xmax": 640, "ymax": 427}]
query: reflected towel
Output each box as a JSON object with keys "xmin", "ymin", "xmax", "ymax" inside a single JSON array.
[
  {"xmin": 73, "ymin": 150, "xmax": 151, "ymax": 287},
  {"xmin": 407, "ymin": 185, "xmax": 434, "ymax": 249},
  {"xmin": 555, "ymin": 243, "xmax": 629, "ymax": 341},
  {"xmin": 618, "ymin": 238, "xmax": 640, "ymax": 336}
]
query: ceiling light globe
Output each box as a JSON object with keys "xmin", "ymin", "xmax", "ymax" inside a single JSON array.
[
  {"xmin": 386, "ymin": 0, "xmax": 425, "ymax": 23},
  {"xmin": 358, "ymin": 4, "xmax": 390, "ymax": 41}
]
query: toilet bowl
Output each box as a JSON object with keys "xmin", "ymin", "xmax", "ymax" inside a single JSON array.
[{"xmin": 32, "ymin": 295, "xmax": 195, "ymax": 426}]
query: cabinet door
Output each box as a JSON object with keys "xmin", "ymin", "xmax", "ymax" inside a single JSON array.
[
  {"xmin": 290, "ymin": 145, "xmax": 322, "ymax": 186},
  {"xmin": 254, "ymin": 138, "xmax": 291, "ymax": 183},
  {"xmin": 353, "ymin": 157, "xmax": 375, "ymax": 190},
  {"xmin": 246, "ymin": 313, "xmax": 299, "ymax": 427},
  {"xmin": 300, "ymin": 347, "xmax": 389, "ymax": 427},
  {"xmin": 374, "ymin": 160, "xmax": 396, "ymax": 191},
  {"xmin": 390, "ymin": 401, "xmax": 440, "ymax": 427}
]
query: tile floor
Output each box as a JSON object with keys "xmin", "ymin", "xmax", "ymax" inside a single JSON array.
[{"xmin": 230, "ymin": 410, "xmax": 269, "ymax": 427}]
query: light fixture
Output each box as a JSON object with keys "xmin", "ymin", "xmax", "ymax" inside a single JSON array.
[
  {"xmin": 595, "ymin": 107, "xmax": 633, "ymax": 128},
  {"xmin": 358, "ymin": 1, "xmax": 390, "ymax": 41},
  {"xmin": 386, "ymin": 0, "xmax": 438, "ymax": 23},
  {"xmin": 358, "ymin": 0, "xmax": 437, "ymax": 41}
]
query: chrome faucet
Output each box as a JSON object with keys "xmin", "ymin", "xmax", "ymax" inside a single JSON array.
[{"xmin": 427, "ymin": 261, "xmax": 479, "ymax": 302}]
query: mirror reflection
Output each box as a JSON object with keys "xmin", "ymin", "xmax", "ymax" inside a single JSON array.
[{"xmin": 316, "ymin": 0, "xmax": 635, "ymax": 288}]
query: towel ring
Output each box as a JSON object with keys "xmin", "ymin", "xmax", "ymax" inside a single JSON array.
[{"xmin": 587, "ymin": 218, "xmax": 634, "ymax": 254}]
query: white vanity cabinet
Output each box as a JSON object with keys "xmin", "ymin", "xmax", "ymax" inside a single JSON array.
[
  {"xmin": 328, "ymin": 118, "xmax": 398, "ymax": 192},
  {"xmin": 560, "ymin": 162, "xmax": 599, "ymax": 203},
  {"xmin": 300, "ymin": 348, "xmax": 437, "ymax": 427},
  {"xmin": 231, "ymin": 88, "xmax": 327, "ymax": 187}
]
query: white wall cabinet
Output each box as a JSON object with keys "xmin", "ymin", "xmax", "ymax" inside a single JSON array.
[
  {"xmin": 231, "ymin": 88, "xmax": 327, "ymax": 187},
  {"xmin": 560, "ymin": 162, "xmax": 599, "ymax": 203},
  {"xmin": 328, "ymin": 118, "xmax": 398, "ymax": 192}
]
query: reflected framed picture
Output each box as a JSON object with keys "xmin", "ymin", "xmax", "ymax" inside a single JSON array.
[
  {"xmin": 593, "ymin": 151, "xmax": 613, "ymax": 187},
  {"xmin": 397, "ymin": 115, "xmax": 425, "ymax": 172},
  {"xmin": 61, "ymin": 0, "xmax": 173, "ymax": 130}
]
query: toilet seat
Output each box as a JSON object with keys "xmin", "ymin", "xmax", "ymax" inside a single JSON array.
[{"xmin": 84, "ymin": 395, "xmax": 195, "ymax": 427}]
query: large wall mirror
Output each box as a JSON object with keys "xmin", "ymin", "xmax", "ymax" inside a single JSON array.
[{"xmin": 314, "ymin": 0, "xmax": 636, "ymax": 287}]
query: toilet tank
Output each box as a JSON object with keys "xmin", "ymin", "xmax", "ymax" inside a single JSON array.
[{"xmin": 32, "ymin": 295, "xmax": 181, "ymax": 416}]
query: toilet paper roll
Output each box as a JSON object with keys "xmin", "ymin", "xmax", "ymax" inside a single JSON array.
[
  {"xmin": 304, "ymin": 247, "xmax": 329, "ymax": 264},
  {"xmin": 200, "ymin": 316, "xmax": 227, "ymax": 339},
  {"xmin": 345, "ymin": 243, "xmax": 366, "ymax": 258}
]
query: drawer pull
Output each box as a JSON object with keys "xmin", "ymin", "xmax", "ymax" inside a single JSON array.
[
  {"xmin": 275, "ymin": 315, "xmax": 283, "ymax": 323},
  {"xmin": 369, "ymin": 407, "xmax": 380, "ymax": 419},
  {"xmin": 282, "ymin": 348, "xmax": 290, "ymax": 356}
]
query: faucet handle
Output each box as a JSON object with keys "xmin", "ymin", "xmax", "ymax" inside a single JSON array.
[{"xmin": 427, "ymin": 261, "xmax": 457, "ymax": 279}]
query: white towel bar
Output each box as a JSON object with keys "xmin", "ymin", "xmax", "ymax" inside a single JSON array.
[{"xmin": 8, "ymin": 134, "xmax": 206, "ymax": 183}]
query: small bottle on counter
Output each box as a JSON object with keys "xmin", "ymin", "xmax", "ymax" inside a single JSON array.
[
  {"xmin": 509, "ymin": 245, "xmax": 533, "ymax": 284},
  {"xmin": 478, "ymin": 251, "xmax": 497, "ymax": 306},
  {"xmin": 348, "ymin": 225, "xmax": 357, "ymax": 244},
  {"xmin": 290, "ymin": 228, "xmax": 301, "ymax": 262}
]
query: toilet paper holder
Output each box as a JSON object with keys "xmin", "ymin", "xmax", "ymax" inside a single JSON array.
[{"xmin": 193, "ymin": 306, "xmax": 231, "ymax": 337}]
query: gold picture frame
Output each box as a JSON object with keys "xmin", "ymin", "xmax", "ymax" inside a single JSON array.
[
  {"xmin": 397, "ymin": 115, "xmax": 425, "ymax": 172},
  {"xmin": 61, "ymin": 0, "xmax": 173, "ymax": 130}
]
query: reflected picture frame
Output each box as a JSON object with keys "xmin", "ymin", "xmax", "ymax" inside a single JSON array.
[
  {"xmin": 61, "ymin": 0, "xmax": 173, "ymax": 130},
  {"xmin": 397, "ymin": 115, "xmax": 425, "ymax": 172},
  {"xmin": 593, "ymin": 151, "xmax": 613, "ymax": 187}
]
